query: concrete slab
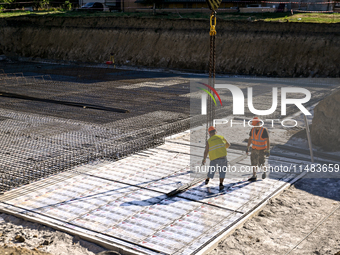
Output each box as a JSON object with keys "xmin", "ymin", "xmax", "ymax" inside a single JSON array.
[{"xmin": 0, "ymin": 140, "xmax": 301, "ymax": 255}]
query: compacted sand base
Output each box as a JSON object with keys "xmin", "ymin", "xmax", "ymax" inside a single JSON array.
[
  {"xmin": 0, "ymin": 246, "xmax": 51, "ymax": 255},
  {"xmin": 208, "ymin": 177, "xmax": 340, "ymax": 255}
]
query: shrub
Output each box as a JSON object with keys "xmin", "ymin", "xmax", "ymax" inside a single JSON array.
[
  {"xmin": 34, "ymin": 0, "xmax": 50, "ymax": 9},
  {"xmin": 63, "ymin": 0, "xmax": 72, "ymax": 10}
]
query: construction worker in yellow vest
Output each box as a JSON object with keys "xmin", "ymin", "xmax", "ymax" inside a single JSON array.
[
  {"xmin": 246, "ymin": 117, "xmax": 270, "ymax": 181},
  {"xmin": 202, "ymin": 126, "xmax": 231, "ymax": 190}
]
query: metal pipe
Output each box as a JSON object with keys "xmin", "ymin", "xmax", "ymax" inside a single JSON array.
[{"xmin": 304, "ymin": 114, "xmax": 314, "ymax": 163}]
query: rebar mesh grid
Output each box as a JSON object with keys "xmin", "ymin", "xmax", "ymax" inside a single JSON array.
[{"xmin": 0, "ymin": 61, "xmax": 191, "ymax": 193}]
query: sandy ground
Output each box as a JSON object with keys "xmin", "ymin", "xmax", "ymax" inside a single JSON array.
[
  {"xmin": 207, "ymin": 177, "xmax": 340, "ymax": 255},
  {"xmin": 0, "ymin": 213, "xmax": 109, "ymax": 255},
  {"xmin": 0, "ymin": 246, "xmax": 50, "ymax": 255}
]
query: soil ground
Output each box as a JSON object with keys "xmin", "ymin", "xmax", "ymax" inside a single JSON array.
[
  {"xmin": 2, "ymin": 16, "xmax": 340, "ymax": 77},
  {"xmin": 207, "ymin": 177, "xmax": 340, "ymax": 255},
  {"xmin": 0, "ymin": 246, "xmax": 51, "ymax": 255},
  {"xmin": 0, "ymin": 212, "xmax": 107, "ymax": 255}
]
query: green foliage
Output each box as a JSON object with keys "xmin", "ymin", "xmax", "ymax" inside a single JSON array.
[
  {"xmin": 0, "ymin": 0, "xmax": 13, "ymax": 10},
  {"xmin": 63, "ymin": 0, "xmax": 72, "ymax": 11},
  {"xmin": 48, "ymin": 7, "xmax": 60, "ymax": 11},
  {"xmin": 34, "ymin": 0, "xmax": 50, "ymax": 10}
]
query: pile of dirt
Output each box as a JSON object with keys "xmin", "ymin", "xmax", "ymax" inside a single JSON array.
[
  {"xmin": 1, "ymin": 16, "xmax": 340, "ymax": 77},
  {"xmin": 311, "ymin": 89, "xmax": 340, "ymax": 151}
]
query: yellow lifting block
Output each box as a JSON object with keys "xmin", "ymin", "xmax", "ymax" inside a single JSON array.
[{"xmin": 210, "ymin": 13, "xmax": 217, "ymax": 36}]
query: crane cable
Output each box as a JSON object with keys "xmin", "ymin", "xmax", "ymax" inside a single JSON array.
[{"xmin": 206, "ymin": 11, "xmax": 217, "ymax": 143}]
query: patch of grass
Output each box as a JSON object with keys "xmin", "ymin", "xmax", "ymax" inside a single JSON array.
[
  {"xmin": 265, "ymin": 13, "xmax": 340, "ymax": 23},
  {"xmin": 218, "ymin": 12, "xmax": 288, "ymax": 21},
  {"xmin": 0, "ymin": 10, "xmax": 64, "ymax": 18},
  {"xmin": 1, "ymin": 9, "xmax": 340, "ymax": 23},
  {"xmin": 0, "ymin": 10, "xmax": 32, "ymax": 17}
]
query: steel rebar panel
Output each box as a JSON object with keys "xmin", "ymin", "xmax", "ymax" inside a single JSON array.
[{"xmin": 0, "ymin": 139, "xmax": 301, "ymax": 255}]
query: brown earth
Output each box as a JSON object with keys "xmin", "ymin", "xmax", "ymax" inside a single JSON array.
[
  {"xmin": 0, "ymin": 16, "xmax": 340, "ymax": 77},
  {"xmin": 0, "ymin": 212, "xmax": 108, "ymax": 255},
  {"xmin": 208, "ymin": 177, "xmax": 340, "ymax": 255},
  {"xmin": 0, "ymin": 245, "xmax": 51, "ymax": 255},
  {"xmin": 311, "ymin": 89, "xmax": 340, "ymax": 151}
]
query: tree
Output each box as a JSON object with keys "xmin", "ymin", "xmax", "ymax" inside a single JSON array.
[
  {"xmin": 0, "ymin": 0, "xmax": 14, "ymax": 10},
  {"xmin": 63, "ymin": 0, "xmax": 72, "ymax": 10},
  {"xmin": 34, "ymin": 0, "xmax": 50, "ymax": 9}
]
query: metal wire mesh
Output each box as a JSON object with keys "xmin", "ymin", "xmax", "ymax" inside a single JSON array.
[{"xmin": 0, "ymin": 61, "xmax": 191, "ymax": 193}]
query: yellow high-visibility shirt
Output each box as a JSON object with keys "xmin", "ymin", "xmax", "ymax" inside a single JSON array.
[{"xmin": 208, "ymin": 135, "xmax": 227, "ymax": 161}]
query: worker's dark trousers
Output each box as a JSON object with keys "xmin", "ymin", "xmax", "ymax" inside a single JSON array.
[{"xmin": 207, "ymin": 157, "xmax": 228, "ymax": 179}]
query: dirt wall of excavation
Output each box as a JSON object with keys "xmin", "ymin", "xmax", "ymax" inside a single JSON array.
[{"xmin": 1, "ymin": 16, "xmax": 340, "ymax": 76}]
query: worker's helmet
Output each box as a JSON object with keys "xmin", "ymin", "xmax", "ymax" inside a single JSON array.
[
  {"xmin": 251, "ymin": 117, "xmax": 260, "ymax": 125},
  {"xmin": 208, "ymin": 126, "xmax": 216, "ymax": 132}
]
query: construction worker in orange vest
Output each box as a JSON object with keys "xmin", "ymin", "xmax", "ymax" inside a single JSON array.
[
  {"xmin": 202, "ymin": 126, "xmax": 231, "ymax": 190},
  {"xmin": 246, "ymin": 117, "xmax": 270, "ymax": 181}
]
